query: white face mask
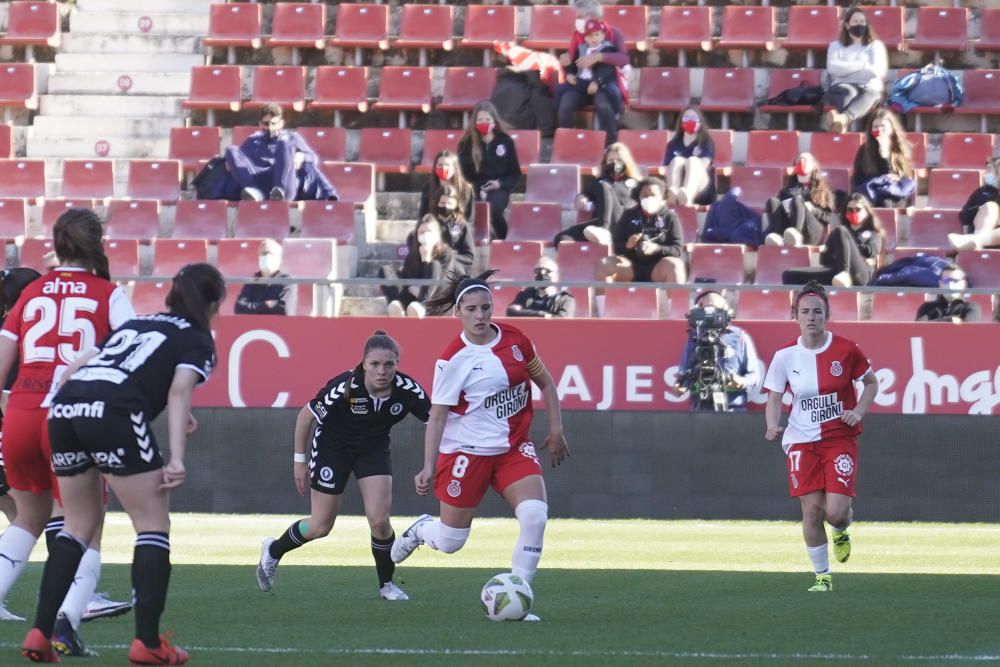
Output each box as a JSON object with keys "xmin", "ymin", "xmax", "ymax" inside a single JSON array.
[
  {"xmin": 575, "ymin": 18, "xmax": 587, "ymax": 33},
  {"xmin": 417, "ymin": 232, "xmax": 436, "ymax": 246},
  {"xmin": 985, "ymin": 172, "xmax": 999, "ymax": 188},
  {"xmin": 640, "ymin": 197, "xmax": 661, "ymax": 215},
  {"xmin": 259, "ymin": 254, "xmax": 281, "ymax": 275}
]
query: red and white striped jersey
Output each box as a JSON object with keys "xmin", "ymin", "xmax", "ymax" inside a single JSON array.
[
  {"xmin": 763, "ymin": 332, "xmax": 871, "ymax": 452},
  {"xmin": 432, "ymin": 322, "xmax": 542, "ymax": 456}
]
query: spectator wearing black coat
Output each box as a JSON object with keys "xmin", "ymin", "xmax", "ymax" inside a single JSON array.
[
  {"xmin": 381, "ymin": 217, "xmax": 455, "ymax": 318},
  {"xmin": 916, "ymin": 263, "xmax": 981, "ymax": 323},
  {"xmin": 555, "ymin": 142, "xmax": 641, "ymax": 247},
  {"xmin": 458, "ymin": 101, "xmax": 521, "ymax": 241},
  {"xmin": 506, "ymin": 257, "xmax": 576, "ymax": 319},
  {"xmin": 234, "ymin": 238, "xmax": 297, "ymax": 315},
  {"xmin": 764, "ymin": 152, "xmax": 843, "ymax": 247},
  {"xmin": 949, "ymin": 157, "xmax": 1000, "ymax": 251},
  {"xmin": 417, "ymin": 150, "xmax": 475, "ymax": 221}
]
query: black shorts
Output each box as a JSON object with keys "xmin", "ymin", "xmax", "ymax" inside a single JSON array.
[
  {"xmin": 47, "ymin": 401, "xmax": 163, "ymax": 477},
  {"xmin": 630, "ymin": 258, "xmax": 657, "ymax": 283},
  {"xmin": 309, "ymin": 441, "xmax": 391, "ymax": 496}
]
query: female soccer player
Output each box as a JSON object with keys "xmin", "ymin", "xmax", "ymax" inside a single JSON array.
[
  {"xmin": 763, "ymin": 281, "xmax": 878, "ymax": 592},
  {"xmin": 0, "ymin": 209, "xmax": 135, "ymax": 654},
  {"xmin": 391, "ymin": 271, "xmax": 570, "ymax": 618},
  {"xmin": 256, "ymin": 330, "xmax": 430, "ymax": 601},
  {"xmin": 22, "ymin": 263, "xmax": 225, "ymax": 665}
]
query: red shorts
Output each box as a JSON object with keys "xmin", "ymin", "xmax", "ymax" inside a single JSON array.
[
  {"xmin": 786, "ymin": 437, "xmax": 857, "ymax": 498},
  {"xmin": 434, "ymin": 443, "xmax": 544, "ymax": 509},
  {"xmin": 1, "ymin": 406, "xmax": 59, "ymax": 499}
]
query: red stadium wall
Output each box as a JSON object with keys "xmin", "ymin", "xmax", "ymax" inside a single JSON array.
[{"xmin": 198, "ymin": 317, "xmax": 999, "ymax": 415}]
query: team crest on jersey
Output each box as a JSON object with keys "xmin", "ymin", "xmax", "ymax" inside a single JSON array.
[
  {"xmin": 320, "ymin": 467, "xmax": 334, "ymax": 482},
  {"xmin": 447, "ymin": 480, "xmax": 462, "ymax": 498},
  {"xmin": 830, "ymin": 361, "xmax": 843, "ymax": 377},
  {"xmin": 511, "ymin": 345, "xmax": 524, "ymax": 362},
  {"xmin": 833, "ymin": 454, "xmax": 854, "ymax": 477},
  {"xmin": 518, "ymin": 442, "xmax": 539, "ymax": 463},
  {"xmin": 496, "ymin": 144, "xmax": 506, "ymax": 157},
  {"xmin": 390, "ymin": 403, "xmax": 403, "ymax": 416}
]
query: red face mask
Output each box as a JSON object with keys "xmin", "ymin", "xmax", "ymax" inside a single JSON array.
[
  {"xmin": 476, "ymin": 121, "xmax": 494, "ymax": 136},
  {"xmin": 681, "ymin": 120, "xmax": 699, "ymax": 135},
  {"xmin": 793, "ymin": 161, "xmax": 810, "ymax": 177},
  {"xmin": 845, "ymin": 210, "xmax": 863, "ymax": 226},
  {"xmin": 870, "ymin": 128, "xmax": 882, "ymax": 139},
  {"xmin": 434, "ymin": 165, "xmax": 452, "ymax": 182}
]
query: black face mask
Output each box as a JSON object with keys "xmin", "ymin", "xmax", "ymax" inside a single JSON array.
[
  {"xmin": 534, "ymin": 270, "xmax": 553, "ymax": 283},
  {"xmin": 436, "ymin": 206, "xmax": 456, "ymax": 219},
  {"xmin": 848, "ymin": 24, "xmax": 867, "ymax": 39}
]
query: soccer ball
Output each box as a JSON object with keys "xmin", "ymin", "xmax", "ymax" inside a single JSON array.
[{"xmin": 480, "ymin": 573, "xmax": 533, "ymax": 621}]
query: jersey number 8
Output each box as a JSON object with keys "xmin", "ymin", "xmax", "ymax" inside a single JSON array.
[{"xmin": 451, "ymin": 455, "xmax": 470, "ymax": 479}]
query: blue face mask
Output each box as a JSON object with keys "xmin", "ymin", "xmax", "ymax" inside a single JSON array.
[{"xmin": 985, "ymin": 173, "xmax": 999, "ymax": 188}]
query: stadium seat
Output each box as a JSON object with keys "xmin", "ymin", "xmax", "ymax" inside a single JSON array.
[
  {"xmin": 506, "ymin": 203, "xmax": 562, "ymax": 243},
  {"xmin": 0, "ymin": 63, "xmax": 37, "ymax": 112},
  {"xmin": 172, "ymin": 200, "xmax": 228, "ymax": 239},
  {"xmin": 629, "ymin": 68, "xmax": 690, "ymax": 130},
  {"xmin": 235, "ymin": 201, "xmax": 290, "ymax": 241},
  {"xmin": 318, "ymin": 162, "xmax": 375, "ymax": 207},
  {"xmin": 604, "ymin": 6, "xmax": 648, "ymax": 52},
  {"xmin": 564, "ymin": 287, "xmax": 592, "ymax": 318},
  {"xmin": 550, "ymin": 129, "xmax": 606, "ymax": 177},
  {"xmin": 939, "ymin": 133, "xmax": 996, "ymax": 170},
  {"xmin": 618, "ymin": 129, "xmax": 670, "ymax": 174},
  {"xmin": 358, "ymin": 128, "xmax": 412, "ymax": 175},
  {"xmin": 105, "ymin": 200, "xmax": 160, "ymax": 240},
  {"xmin": 909, "ymin": 7, "xmax": 968, "ymax": 55},
  {"xmin": 371, "ymin": 67, "xmax": 432, "ymax": 127},
  {"xmin": 460, "ymin": 5, "xmax": 516, "ymax": 67},
  {"xmin": 755, "ymin": 246, "xmax": 811, "ymax": 286},
  {"xmin": 960, "ymin": 250, "xmax": 1000, "ymax": 290},
  {"xmin": 689, "ymin": 244, "xmax": 745, "ymax": 285},
  {"xmin": 295, "ymin": 127, "xmax": 347, "ymax": 163},
  {"xmin": 727, "ymin": 166, "xmax": 785, "ymax": 210},
  {"xmin": 489, "ymin": 241, "xmax": 543, "ymax": 281},
  {"xmin": 809, "ymin": 132, "xmax": 863, "ymax": 171},
  {"xmin": 41, "ymin": 199, "xmax": 96, "ymax": 237},
  {"xmin": 18, "ymin": 238, "xmax": 54, "ymax": 273},
  {"xmin": 864, "ymin": 6, "xmax": 904, "ymax": 52},
  {"xmin": 508, "ymin": 131, "xmax": 540, "ymax": 172},
  {"xmin": 716, "ymin": 6, "xmax": 776, "ymax": 67},
  {"xmin": 266, "ymin": 2, "xmax": 326, "ymax": 64},
  {"xmin": 152, "ymin": 239, "xmax": 209, "ymax": 276},
  {"xmin": 976, "ymin": 9, "xmax": 1000, "ymax": 53},
  {"xmin": 61, "ymin": 160, "xmax": 114, "ymax": 201},
  {"xmin": 709, "ymin": 129, "xmax": 734, "ymax": 173},
  {"xmin": 700, "ymin": 68, "xmax": 754, "ymax": 129},
  {"xmin": 826, "ymin": 289, "xmax": 859, "ymax": 321},
  {"xmin": 329, "ymin": 4, "xmax": 389, "ymax": 66},
  {"xmin": 130, "ymin": 281, "xmax": 171, "ymax": 315},
  {"xmin": 956, "ymin": 70, "xmax": 1000, "ymax": 134},
  {"xmin": 169, "ymin": 126, "xmax": 222, "ymax": 174},
  {"xmin": 246, "ymin": 66, "xmax": 306, "ymax": 113},
  {"xmin": 891, "ymin": 247, "xmax": 943, "ymax": 264},
  {"xmin": 217, "ymin": 239, "xmax": 261, "ymax": 278},
  {"xmin": 870, "ymin": 291, "xmax": 928, "ymax": 323},
  {"xmin": 181, "ymin": 66, "xmax": 241, "ymax": 124},
  {"xmin": 0, "ymin": 159, "xmax": 44, "ymax": 200},
  {"xmin": 525, "ymin": 164, "xmax": 580, "ymax": 210},
  {"xmin": 652, "ymin": 6, "xmax": 712, "ymax": 67},
  {"xmin": 522, "ymin": 6, "xmax": 575, "ymax": 50},
  {"xmin": 675, "ymin": 205, "xmax": 698, "ymax": 242},
  {"xmin": 905, "ymin": 132, "xmax": 928, "ymax": 178},
  {"xmin": 821, "ymin": 168, "xmax": 851, "ymax": 195},
  {"xmin": 392, "ymin": 5, "xmax": 454, "ymax": 67},
  {"xmin": 283, "ymin": 238, "xmax": 336, "ymax": 279},
  {"xmin": 309, "ymin": 67, "xmax": 370, "ymax": 124},
  {"xmin": 437, "ymin": 68, "xmax": 497, "ymax": 118},
  {"xmin": 758, "ymin": 69, "xmax": 824, "ymax": 130},
  {"xmin": 0, "ymin": 199, "xmax": 27, "ymax": 240},
  {"xmin": 746, "ymin": 131, "xmax": 800, "ymax": 170},
  {"xmin": 126, "ymin": 160, "xmax": 181, "ymax": 203},
  {"xmin": 782, "ymin": 6, "xmax": 840, "ymax": 67},
  {"xmin": 299, "ymin": 200, "xmax": 356, "ymax": 242},
  {"xmin": 204, "ymin": 2, "xmax": 262, "ymax": 64},
  {"xmin": 105, "ymin": 240, "xmax": 141, "ymax": 277},
  {"xmin": 0, "ymin": 2, "xmax": 60, "ymax": 59},
  {"xmin": 556, "ymin": 241, "xmax": 610, "ymax": 282},
  {"xmin": 907, "ymin": 209, "xmax": 959, "ymax": 249},
  {"xmin": 229, "ymin": 125, "xmax": 257, "ymax": 148},
  {"xmin": 735, "ymin": 289, "xmax": 792, "ymax": 321},
  {"xmin": 928, "ymin": 170, "xmax": 981, "ymax": 210},
  {"xmin": 873, "ymin": 208, "xmax": 900, "ymax": 250},
  {"xmin": 0, "ymin": 125, "xmax": 10, "ymax": 159},
  {"xmin": 604, "ymin": 286, "xmax": 659, "ymax": 319},
  {"xmin": 417, "ymin": 130, "xmax": 463, "ymax": 173}
]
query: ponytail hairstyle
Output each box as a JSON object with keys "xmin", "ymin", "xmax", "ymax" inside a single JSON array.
[
  {"xmin": 166, "ymin": 263, "xmax": 226, "ymax": 330},
  {"xmin": 792, "ymin": 280, "xmax": 830, "ymax": 319},
  {"xmin": 424, "ymin": 269, "xmax": 498, "ymax": 316},
  {"xmin": 0, "ymin": 267, "xmax": 41, "ymax": 317},
  {"xmin": 346, "ymin": 330, "xmax": 400, "ymax": 401},
  {"xmin": 53, "ymin": 208, "xmax": 110, "ymax": 280}
]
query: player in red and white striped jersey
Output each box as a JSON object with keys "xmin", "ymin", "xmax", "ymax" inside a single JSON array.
[
  {"xmin": 764, "ymin": 281, "xmax": 878, "ymax": 593},
  {"xmin": 391, "ymin": 272, "xmax": 570, "ymax": 617}
]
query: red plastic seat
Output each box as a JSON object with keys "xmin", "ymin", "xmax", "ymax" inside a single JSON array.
[
  {"xmin": 864, "ymin": 6, "xmax": 904, "ymax": 52},
  {"xmin": 700, "ymin": 68, "xmax": 754, "ymax": 128},
  {"xmin": 489, "ymin": 240, "xmax": 543, "ymax": 281},
  {"xmin": 870, "ymin": 291, "xmax": 928, "ymax": 322},
  {"xmin": 675, "ymin": 206, "xmax": 698, "ymax": 242},
  {"xmin": 105, "ymin": 240, "xmax": 141, "ymax": 277},
  {"xmin": 939, "ymin": 133, "xmax": 996, "ymax": 170},
  {"xmin": 653, "ymin": 6, "xmax": 712, "ymax": 54},
  {"xmin": 891, "ymin": 247, "xmax": 943, "ymax": 264},
  {"xmin": 329, "ymin": 4, "xmax": 389, "ymax": 54},
  {"xmin": 820, "ymin": 168, "xmax": 851, "ymax": 195},
  {"xmin": 460, "ymin": 5, "xmax": 516, "ymax": 50},
  {"xmin": 909, "ymin": 7, "xmax": 968, "ymax": 54},
  {"xmin": 266, "ymin": 3, "xmax": 326, "ymax": 51},
  {"xmin": 605, "ymin": 286, "xmax": 659, "ymax": 319},
  {"xmin": 216, "ymin": 239, "xmax": 261, "ymax": 278},
  {"xmin": 0, "ymin": 125, "xmax": 10, "ymax": 159},
  {"xmin": 18, "ymin": 238, "xmax": 54, "ymax": 273},
  {"xmin": 235, "ymin": 201, "xmax": 290, "ymax": 241},
  {"xmin": 736, "ymin": 289, "xmax": 792, "ymax": 321},
  {"xmin": 437, "ymin": 68, "xmax": 497, "ymax": 113},
  {"xmin": 319, "ymin": 162, "xmax": 375, "ymax": 207},
  {"xmin": 295, "ymin": 127, "xmax": 347, "ymax": 162},
  {"xmin": 246, "ymin": 66, "xmax": 306, "ymax": 113},
  {"xmin": 299, "ymin": 200, "xmax": 356, "ymax": 242},
  {"xmin": 522, "ymin": 6, "xmax": 575, "ymax": 50},
  {"xmin": 689, "ymin": 244, "xmax": 745, "ymax": 285},
  {"xmin": 746, "ymin": 131, "xmax": 800, "ymax": 170},
  {"xmin": 525, "ymin": 164, "xmax": 580, "ymax": 209},
  {"xmin": 0, "ymin": 63, "xmax": 37, "ymax": 111},
  {"xmin": 604, "ymin": 6, "xmax": 648, "ymax": 52},
  {"xmin": 371, "ymin": 67, "xmax": 432, "ymax": 116},
  {"xmin": 809, "ymin": 132, "xmax": 863, "ymax": 171},
  {"xmin": 0, "ymin": 199, "xmax": 27, "ymax": 239},
  {"xmin": 564, "ymin": 287, "xmax": 592, "ymax": 318},
  {"xmin": 0, "ymin": 159, "xmax": 44, "ymax": 200},
  {"xmin": 508, "ymin": 130, "xmax": 540, "ymax": 172},
  {"xmin": 826, "ymin": 289, "xmax": 859, "ymax": 321},
  {"xmin": 309, "ymin": 66, "xmax": 370, "ymax": 115},
  {"xmin": 282, "ymin": 238, "xmax": 337, "ymax": 279},
  {"xmin": 928, "ymin": 170, "xmax": 981, "ymax": 210},
  {"xmin": 755, "ymin": 246, "xmax": 811, "ymax": 286},
  {"xmin": 173, "ymin": 200, "xmax": 228, "ymax": 239},
  {"xmin": 61, "ymin": 160, "xmax": 114, "ymax": 200},
  {"xmin": 229, "ymin": 125, "xmax": 257, "ymax": 148},
  {"xmin": 717, "ymin": 6, "xmax": 776, "ymax": 53},
  {"xmin": 758, "ymin": 69, "xmax": 824, "ymax": 129},
  {"xmin": 0, "ymin": 2, "xmax": 60, "ymax": 48},
  {"xmin": 709, "ymin": 129, "xmax": 734, "ymax": 172},
  {"xmin": 550, "ymin": 129, "xmax": 606, "ymax": 177},
  {"xmin": 204, "ymin": 3, "xmax": 262, "ymax": 51},
  {"xmin": 152, "ymin": 239, "xmax": 209, "ymax": 276},
  {"xmin": 727, "ymin": 166, "xmax": 785, "ymax": 210},
  {"xmin": 976, "ymin": 9, "xmax": 1000, "ymax": 53},
  {"xmin": 106, "ymin": 200, "xmax": 160, "ymax": 240},
  {"xmin": 393, "ymin": 5, "xmax": 454, "ymax": 53},
  {"xmin": 417, "ymin": 130, "xmax": 463, "ymax": 173},
  {"xmin": 618, "ymin": 129, "xmax": 669, "ymax": 173},
  {"xmin": 556, "ymin": 241, "xmax": 610, "ymax": 282},
  {"xmin": 358, "ymin": 128, "xmax": 412, "ymax": 174},
  {"xmin": 126, "ymin": 160, "xmax": 181, "ymax": 203},
  {"xmin": 169, "ymin": 127, "xmax": 222, "ymax": 173},
  {"xmin": 130, "ymin": 281, "xmax": 172, "ymax": 315},
  {"xmin": 907, "ymin": 209, "xmax": 959, "ymax": 249},
  {"xmin": 783, "ymin": 6, "xmax": 840, "ymax": 51},
  {"xmin": 182, "ymin": 66, "xmax": 241, "ymax": 115},
  {"xmin": 956, "ymin": 70, "xmax": 1000, "ymax": 132},
  {"xmin": 960, "ymin": 250, "xmax": 1000, "ymax": 289},
  {"xmin": 41, "ymin": 199, "xmax": 96, "ymax": 237},
  {"xmin": 506, "ymin": 203, "xmax": 562, "ymax": 243},
  {"xmin": 906, "ymin": 132, "xmax": 928, "ymax": 176},
  {"xmin": 630, "ymin": 68, "xmax": 690, "ymax": 129}
]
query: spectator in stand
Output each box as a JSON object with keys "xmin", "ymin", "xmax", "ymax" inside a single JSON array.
[
  {"xmin": 235, "ymin": 239, "xmax": 297, "ymax": 315},
  {"xmin": 429, "ymin": 183, "xmax": 475, "ymax": 274},
  {"xmin": 381, "ymin": 216, "xmax": 454, "ymax": 318},
  {"xmin": 782, "ymin": 193, "xmax": 885, "ymax": 287},
  {"xmin": 555, "ymin": 142, "xmax": 641, "ymax": 247},
  {"xmin": 418, "ymin": 151, "xmax": 474, "ymax": 221},
  {"xmin": 852, "ymin": 109, "xmax": 915, "ymax": 208},
  {"xmin": 506, "ymin": 257, "xmax": 576, "ymax": 319},
  {"xmin": 823, "ymin": 8, "xmax": 888, "ymax": 134},
  {"xmin": 949, "ymin": 157, "xmax": 1000, "ymax": 251},
  {"xmin": 663, "ymin": 107, "xmax": 716, "ymax": 207},
  {"xmin": 209, "ymin": 103, "xmax": 338, "ymax": 202},
  {"xmin": 916, "ymin": 263, "xmax": 981, "ymax": 323},
  {"xmin": 458, "ymin": 101, "xmax": 520, "ymax": 241},
  {"xmin": 764, "ymin": 152, "xmax": 844, "ymax": 247}
]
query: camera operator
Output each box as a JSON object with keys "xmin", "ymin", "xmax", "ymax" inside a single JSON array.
[{"xmin": 670, "ymin": 290, "xmax": 761, "ymax": 412}]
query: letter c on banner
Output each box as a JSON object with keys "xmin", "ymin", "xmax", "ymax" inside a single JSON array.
[{"xmin": 228, "ymin": 330, "xmax": 291, "ymax": 407}]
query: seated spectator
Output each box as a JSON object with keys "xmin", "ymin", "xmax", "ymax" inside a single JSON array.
[
  {"xmin": 418, "ymin": 150, "xmax": 474, "ymax": 221},
  {"xmin": 556, "ymin": 0, "xmax": 628, "ymax": 146},
  {"xmin": 663, "ymin": 107, "xmax": 716, "ymax": 207},
  {"xmin": 596, "ymin": 177, "xmax": 686, "ymax": 291},
  {"xmin": 823, "ymin": 7, "xmax": 887, "ymax": 133},
  {"xmin": 206, "ymin": 104, "xmax": 338, "ymax": 202},
  {"xmin": 851, "ymin": 109, "xmax": 914, "ymax": 208},
  {"xmin": 429, "ymin": 183, "xmax": 475, "ymax": 273},
  {"xmin": 381, "ymin": 216, "xmax": 454, "ymax": 318},
  {"xmin": 764, "ymin": 152, "xmax": 844, "ymax": 247},
  {"xmin": 555, "ymin": 142, "xmax": 641, "ymax": 247},
  {"xmin": 458, "ymin": 101, "xmax": 521, "ymax": 241},
  {"xmin": 235, "ymin": 238, "xmax": 297, "ymax": 315},
  {"xmin": 949, "ymin": 157, "xmax": 1000, "ymax": 251},
  {"xmin": 506, "ymin": 257, "xmax": 576, "ymax": 319},
  {"xmin": 916, "ymin": 263, "xmax": 981, "ymax": 323},
  {"xmin": 782, "ymin": 193, "xmax": 885, "ymax": 287}
]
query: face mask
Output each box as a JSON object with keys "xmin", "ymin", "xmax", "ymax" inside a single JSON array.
[
  {"xmin": 436, "ymin": 205, "xmax": 455, "ymax": 219},
  {"xmin": 575, "ymin": 18, "xmax": 586, "ymax": 33},
  {"xmin": 534, "ymin": 271, "xmax": 552, "ymax": 283},
  {"xmin": 845, "ymin": 210, "xmax": 863, "ymax": 227},
  {"xmin": 871, "ymin": 127, "xmax": 883, "ymax": 139},
  {"xmin": 434, "ymin": 165, "xmax": 453, "ymax": 182},
  {"xmin": 640, "ymin": 197, "xmax": 661, "ymax": 215},
  {"xmin": 985, "ymin": 173, "xmax": 999, "ymax": 188},
  {"xmin": 848, "ymin": 24, "xmax": 867, "ymax": 39},
  {"xmin": 475, "ymin": 121, "xmax": 494, "ymax": 136},
  {"xmin": 417, "ymin": 232, "xmax": 435, "ymax": 246},
  {"xmin": 681, "ymin": 119, "xmax": 699, "ymax": 135},
  {"xmin": 259, "ymin": 255, "xmax": 280, "ymax": 275},
  {"xmin": 793, "ymin": 160, "xmax": 810, "ymax": 177}
]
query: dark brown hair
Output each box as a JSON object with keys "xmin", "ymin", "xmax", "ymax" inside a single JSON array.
[
  {"xmin": 792, "ymin": 280, "xmax": 830, "ymax": 318},
  {"xmin": 166, "ymin": 263, "xmax": 226, "ymax": 330},
  {"xmin": 346, "ymin": 330, "xmax": 400, "ymax": 400},
  {"xmin": 844, "ymin": 193, "xmax": 888, "ymax": 263},
  {"xmin": 838, "ymin": 7, "xmax": 877, "ymax": 47},
  {"xmin": 459, "ymin": 101, "xmax": 509, "ymax": 174},
  {"xmin": 673, "ymin": 106, "xmax": 714, "ymax": 153},
  {"xmin": 0, "ymin": 267, "xmax": 41, "ymax": 314},
  {"xmin": 861, "ymin": 108, "xmax": 913, "ymax": 180},
  {"xmin": 259, "ymin": 103, "xmax": 283, "ymax": 121},
  {"xmin": 424, "ymin": 269, "xmax": 498, "ymax": 316},
  {"xmin": 53, "ymin": 208, "xmax": 110, "ymax": 280}
]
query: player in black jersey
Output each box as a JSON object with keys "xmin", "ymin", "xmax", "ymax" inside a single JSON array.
[
  {"xmin": 256, "ymin": 330, "xmax": 431, "ymax": 601},
  {"xmin": 22, "ymin": 264, "xmax": 224, "ymax": 666}
]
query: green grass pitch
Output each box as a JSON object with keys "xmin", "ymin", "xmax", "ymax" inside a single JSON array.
[{"xmin": 1, "ymin": 513, "xmax": 998, "ymax": 666}]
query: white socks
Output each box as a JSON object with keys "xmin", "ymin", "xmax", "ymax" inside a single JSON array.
[
  {"xmin": 807, "ymin": 544, "xmax": 830, "ymax": 575},
  {"xmin": 420, "ymin": 520, "xmax": 469, "ymax": 554},
  {"xmin": 512, "ymin": 499, "xmax": 548, "ymax": 584},
  {"xmin": 59, "ymin": 548, "xmax": 101, "ymax": 629},
  {"xmin": 0, "ymin": 526, "xmax": 37, "ymax": 601}
]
